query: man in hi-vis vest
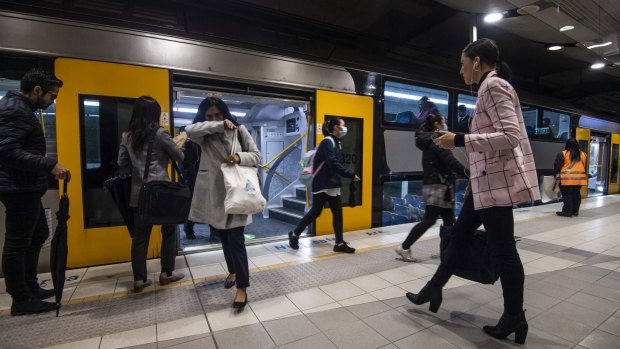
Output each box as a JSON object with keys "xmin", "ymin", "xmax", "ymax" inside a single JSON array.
[{"xmin": 554, "ymin": 138, "xmax": 587, "ymax": 217}]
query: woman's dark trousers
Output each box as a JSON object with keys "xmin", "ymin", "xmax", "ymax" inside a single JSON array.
[
  {"xmin": 0, "ymin": 193, "xmax": 49, "ymax": 301},
  {"xmin": 293, "ymin": 192, "xmax": 343, "ymax": 243},
  {"xmin": 131, "ymin": 209, "xmax": 176, "ymax": 281},
  {"xmin": 429, "ymin": 194, "xmax": 525, "ymax": 315},
  {"xmin": 560, "ymin": 185, "xmax": 582, "ymax": 215},
  {"xmin": 210, "ymin": 226, "xmax": 249, "ymax": 288},
  {"xmin": 402, "ymin": 205, "xmax": 454, "ymax": 250}
]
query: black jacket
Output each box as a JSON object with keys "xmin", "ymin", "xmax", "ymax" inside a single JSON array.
[
  {"xmin": 0, "ymin": 92, "xmax": 57, "ymax": 194},
  {"xmin": 311, "ymin": 135, "xmax": 355, "ymax": 193},
  {"xmin": 416, "ymin": 132, "xmax": 467, "ymax": 185},
  {"xmin": 181, "ymin": 139, "xmax": 201, "ymax": 193}
]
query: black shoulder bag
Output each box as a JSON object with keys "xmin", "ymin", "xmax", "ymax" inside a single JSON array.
[
  {"xmin": 439, "ymin": 226, "xmax": 499, "ymax": 284},
  {"xmin": 136, "ymin": 130, "xmax": 191, "ymax": 226}
]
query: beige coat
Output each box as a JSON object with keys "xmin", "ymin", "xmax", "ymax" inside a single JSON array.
[{"xmin": 185, "ymin": 122, "xmax": 261, "ymax": 230}]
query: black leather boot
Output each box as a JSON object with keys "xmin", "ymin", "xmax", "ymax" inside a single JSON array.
[
  {"xmin": 483, "ymin": 310, "xmax": 528, "ymax": 344},
  {"xmin": 405, "ymin": 283, "xmax": 443, "ymax": 313}
]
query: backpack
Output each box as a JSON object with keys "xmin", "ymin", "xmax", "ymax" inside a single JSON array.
[{"xmin": 299, "ymin": 136, "xmax": 335, "ymax": 186}]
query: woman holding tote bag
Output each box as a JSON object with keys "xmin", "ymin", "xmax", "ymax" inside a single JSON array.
[{"xmin": 176, "ymin": 97, "xmax": 261, "ymax": 309}]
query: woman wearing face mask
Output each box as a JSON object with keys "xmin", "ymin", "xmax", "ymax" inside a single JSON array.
[
  {"xmin": 395, "ymin": 113, "xmax": 467, "ymax": 262},
  {"xmin": 405, "ymin": 38, "xmax": 539, "ymax": 345},
  {"xmin": 176, "ymin": 97, "xmax": 260, "ymax": 309},
  {"xmin": 288, "ymin": 117, "xmax": 360, "ymax": 253}
]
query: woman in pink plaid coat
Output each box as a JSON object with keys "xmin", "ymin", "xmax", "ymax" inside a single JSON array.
[{"xmin": 406, "ymin": 38, "xmax": 539, "ymax": 345}]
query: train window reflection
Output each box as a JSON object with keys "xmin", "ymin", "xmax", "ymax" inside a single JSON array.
[
  {"xmin": 540, "ymin": 110, "xmax": 570, "ymax": 140},
  {"xmin": 456, "ymin": 94, "xmax": 476, "ymax": 133},
  {"xmin": 521, "ymin": 105, "xmax": 538, "ymax": 137},
  {"xmin": 384, "ymin": 81, "xmax": 449, "ymax": 128}
]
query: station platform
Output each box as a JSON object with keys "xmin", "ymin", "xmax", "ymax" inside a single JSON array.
[{"xmin": 1, "ymin": 196, "xmax": 620, "ymax": 349}]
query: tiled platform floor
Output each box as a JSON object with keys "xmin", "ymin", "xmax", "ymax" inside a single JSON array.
[{"xmin": 0, "ymin": 196, "xmax": 619, "ymax": 348}]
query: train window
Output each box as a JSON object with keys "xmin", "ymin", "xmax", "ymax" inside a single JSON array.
[
  {"xmin": 337, "ymin": 116, "xmax": 363, "ymax": 206},
  {"xmin": 521, "ymin": 105, "xmax": 538, "ymax": 137},
  {"xmin": 612, "ymin": 144, "xmax": 619, "ymax": 183},
  {"xmin": 540, "ymin": 110, "xmax": 570, "ymax": 140},
  {"xmin": 79, "ymin": 95, "xmax": 135, "ymax": 228},
  {"xmin": 384, "ymin": 81, "xmax": 449, "ymax": 128},
  {"xmin": 456, "ymin": 94, "xmax": 476, "ymax": 133},
  {"xmin": 382, "ymin": 179, "xmax": 424, "ymax": 226}
]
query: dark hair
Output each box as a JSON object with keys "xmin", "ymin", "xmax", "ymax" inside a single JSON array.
[
  {"xmin": 462, "ymin": 38, "xmax": 512, "ymax": 81},
  {"xmin": 126, "ymin": 96, "xmax": 161, "ymax": 151},
  {"xmin": 323, "ymin": 117, "xmax": 343, "ymax": 137},
  {"xmin": 20, "ymin": 68, "xmax": 63, "ymax": 93},
  {"xmin": 564, "ymin": 138, "xmax": 582, "ymax": 163},
  {"xmin": 458, "ymin": 104, "xmax": 466, "ymax": 111},
  {"xmin": 193, "ymin": 97, "xmax": 239, "ymax": 126},
  {"xmin": 420, "ymin": 112, "xmax": 443, "ymax": 132}
]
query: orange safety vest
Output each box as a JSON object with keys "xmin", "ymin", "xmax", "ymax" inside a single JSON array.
[{"xmin": 559, "ymin": 150, "xmax": 587, "ymax": 186}]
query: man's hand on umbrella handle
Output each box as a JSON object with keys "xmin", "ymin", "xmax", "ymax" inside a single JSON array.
[{"xmin": 52, "ymin": 163, "xmax": 71, "ymax": 181}]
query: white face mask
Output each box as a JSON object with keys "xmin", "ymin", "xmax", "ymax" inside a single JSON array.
[
  {"xmin": 339, "ymin": 126, "xmax": 348, "ymax": 138},
  {"xmin": 442, "ymin": 123, "xmax": 449, "ymax": 131}
]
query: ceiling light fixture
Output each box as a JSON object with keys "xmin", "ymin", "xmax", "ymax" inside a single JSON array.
[
  {"xmin": 547, "ymin": 45, "xmax": 563, "ymax": 51},
  {"xmin": 559, "ymin": 25, "xmax": 574, "ymax": 32},
  {"xmin": 483, "ymin": 13, "xmax": 504, "ymax": 23},
  {"xmin": 587, "ymin": 41, "xmax": 613, "ymax": 49},
  {"xmin": 591, "ymin": 63, "xmax": 605, "ymax": 69}
]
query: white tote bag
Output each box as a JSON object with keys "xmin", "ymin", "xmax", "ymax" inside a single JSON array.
[
  {"xmin": 541, "ymin": 175, "xmax": 561, "ymax": 203},
  {"xmin": 221, "ymin": 131, "xmax": 266, "ymax": 215}
]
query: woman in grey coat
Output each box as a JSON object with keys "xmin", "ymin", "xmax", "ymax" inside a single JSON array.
[
  {"xmin": 118, "ymin": 96, "xmax": 185, "ymax": 293},
  {"xmin": 177, "ymin": 97, "xmax": 260, "ymax": 309}
]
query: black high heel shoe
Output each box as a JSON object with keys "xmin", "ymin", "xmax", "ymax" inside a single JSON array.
[
  {"xmin": 405, "ymin": 283, "xmax": 443, "ymax": 313},
  {"xmin": 233, "ymin": 290, "xmax": 248, "ymax": 309},
  {"xmin": 224, "ymin": 274, "xmax": 235, "ymax": 289},
  {"xmin": 483, "ymin": 310, "xmax": 528, "ymax": 344}
]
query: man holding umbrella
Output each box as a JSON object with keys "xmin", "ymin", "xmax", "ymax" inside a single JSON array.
[{"xmin": 0, "ymin": 68, "xmax": 70, "ymax": 315}]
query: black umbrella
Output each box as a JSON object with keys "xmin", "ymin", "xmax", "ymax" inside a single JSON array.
[
  {"xmin": 103, "ymin": 176, "xmax": 135, "ymax": 237},
  {"xmin": 348, "ymin": 180, "xmax": 357, "ymax": 207},
  {"xmin": 51, "ymin": 180, "xmax": 70, "ymax": 317}
]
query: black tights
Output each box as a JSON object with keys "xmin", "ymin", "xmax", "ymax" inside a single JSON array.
[
  {"xmin": 402, "ymin": 205, "xmax": 454, "ymax": 250},
  {"xmin": 293, "ymin": 192, "xmax": 343, "ymax": 243}
]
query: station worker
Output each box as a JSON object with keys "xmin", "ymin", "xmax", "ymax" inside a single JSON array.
[
  {"xmin": 0, "ymin": 68, "xmax": 70, "ymax": 315},
  {"xmin": 554, "ymin": 138, "xmax": 587, "ymax": 217}
]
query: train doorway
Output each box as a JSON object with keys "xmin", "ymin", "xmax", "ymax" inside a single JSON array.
[
  {"xmin": 172, "ymin": 88, "xmax": 312, "ymax": 252},
  {"xmin": 589, "ymin": 133, "xmax": 610, "ymax": 196}
]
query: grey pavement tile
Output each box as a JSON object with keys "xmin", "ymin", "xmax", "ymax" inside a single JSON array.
[
  {"xmin": 306, "ymin": 307, "xmax": 359, "ymax": 331},
  {"xmin": 158, "ymin": 335, "xmax": 216, "ymax": 349},
  {"xmin": 564, "ymin": 292, "xmax": 620, "ymax": 316},
  {"xmin": 394, "ymin": 328, "xmax": 459, "ymax": 349},
  {"xmin": 562, "ymin": 247, "xmax": 598, "ymax": 258},
  {"xmin": 548, "ymin": 301, "xmax": 610, "ymax": 327},
  {"xmin": 481, "ymin": 326, "xmax": 574, "ymax": 349},
  {"xmin": 530, "ymin": 311, "xmax": 595, "ymax": 344},
  {"xmin": 381, "ymin": 296, "xmax": 411, "ymax": 309},
  {"xmin": 213, "ymin": 324, "xmax": 275, "ymax": 349},
  {"xmin": 440, "ymin": 295, "xmax": 485, "ymax": 317},
  {"xmin": 579, "ymin": 329, "xmax": 620, "ymax": 349},
  {"xmin": 262, "ymin": 314, "xmax": 320, "ymax": 346},
  {"xmin": 346, "ymin": 300, "xmax": 392, "ymax": 319},
  {"xmin": 598, "ymin": 316, "xmax": 620, "ymax": 337},
  {"xmin": 277, "ymin": 333, "xmax": 337, "ymax": 349},
  {"xmin": 324, "ymin": 320, "xmax": 390, "ymax": 349},
  {"xmin": 427, "ymin": 317, "xmax": 493, "ymax": 349},
  {"xmin": 581, "ymin": 284, "xmax": 620, "ymax": 303},
  {"xmin": 595, "ymin": 275, "xmax": 620, "ymax": 289},
  {"xmin": 397, "ymin": 305, "xmax": 450, "ymax": 328},
  {"xmin": 549, "ymin": 252, "xmax": 588, "ymax": 263},
  {"xmin": 525, "ymin": 280, "xmax": 579, "ymax": 300},
  {"xmin": 121, "ymin": 344, "xmax": 157, "ymax": 349},
  {"xmin": 523, "ymin": 289, "xmax": 563, "ymax": 310},
  {"xmin": 484, "ymin": 298, "xmax": 545, "ymax": 320},
  {"xmin": 446, "ymin": 284, "xmax": 503, "ymax": 305},
  {"xmin": 157, "ymin": 334, "xmax": 213, "ymax": 348},
  {"xmin": 363, "ymin": 309, "xmax": 426, "ymax": 341},
  {"xmin": 379, "ymin": 345, "xmax": 399, "ymax": 349},
  {"xmin": 544, "ymin": 274, "xmax": 593, "ymax": 291},
  {"xmin": 457, "ymin": 305, "xmax": 503, "ymax": 329}
]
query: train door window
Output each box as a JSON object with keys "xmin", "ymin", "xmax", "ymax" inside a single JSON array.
[
  {"xmin": 384, "ymin": 81, "xmax": 449, "ymax": 128},
  {"xmin": 611, "ymin": 144, "xmax": 618, "ymax": 183},
  {"xmin": 79, "ymin": 95, "xmax": 135, "ymax": 228},
  {"xmin": 541, "ymin": 110, "xmax": 570, "ymax": 140},
  {"xmin": 455, "ymin": 94, "xmax": 476, "ymax": 133},
  {"xmin": 336, "ymin": 116, "xmax": 362, "ymax": 206},
  {"xmin": 521, "ymin": 105, "xmax": 538, "ymax": 137},
  {"xmin": 589, "ymin": 135, "xmax": 608, "ymax": 196}
]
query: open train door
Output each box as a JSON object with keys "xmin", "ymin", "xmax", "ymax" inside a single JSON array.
[
  {"xmin": 575, "ymin": 127, "xmax": 591, "ymax": 199},
  {"xmin": 313, "ymin": 90, "xmax": 373, "ymax": 237},
  {"xmin": 55, "ymin": 58, "xmax": 171, "ymax": 268},
  {"xmin": 608, "ymin": 134, "xmax": 620, "ymax": 194}
]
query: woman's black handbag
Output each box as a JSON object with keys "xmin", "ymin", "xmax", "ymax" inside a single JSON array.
[
  {"xmin": 439, "ymin": 225, "xmax": 499, "ymax": 284},
  {"xmin": 137, "ymin": 131, "xmax": 191, "ymax": 226}
]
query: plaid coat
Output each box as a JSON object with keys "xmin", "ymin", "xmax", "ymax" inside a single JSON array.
[{"xmin": 465, "ymin": 71, "xmax": 540, "ymax": 209}]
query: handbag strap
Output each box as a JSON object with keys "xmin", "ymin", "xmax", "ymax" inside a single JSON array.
[
  {"xmin": 142, "ymin": 128, "xmax": 186, "ymax": 184},
  {"xmin": 230, "ymin": 129, "xmax": 239, "ymax": 156}
]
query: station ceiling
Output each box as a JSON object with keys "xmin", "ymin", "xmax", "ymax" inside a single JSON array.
[{"xmin": 2, "ymin": 0, "xmax": 619, "ymax": 119}]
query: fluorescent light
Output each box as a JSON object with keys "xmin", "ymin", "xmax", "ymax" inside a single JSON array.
[
  {"xmin": 559, "ymin": 25, "xmax": 574, "ymax": 32},
  {"xmin": 174, "ymin": 107, "xmax": 198, "ymax": 113},
  {"xmin": 459, "ymin": 103, "xmax": 477, "ymax": 109},
  {"xmin": 231, "ymin": 111, "xmax": 246, "ymax": 117},
  {"xmin": 483, "ymin": 13, "xmax": 503, "ymax": 23},
  {"xmin": 547, "ymin": 45, "xmax": 563, "ymax": 51},
  {"xmin": 591, "ymin": 63, "xmax": 605, "ymax": 69},
  {"xmin": 587, "ymin": 41, "xmax": 612, "ymax": 49},
  {"xmin": 84, "ymin": 100, "xmax": 99, "ymax": 106},
  {"xmin": 384, "ymin": 91, "xmax": 448, "ymax": 105}
]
